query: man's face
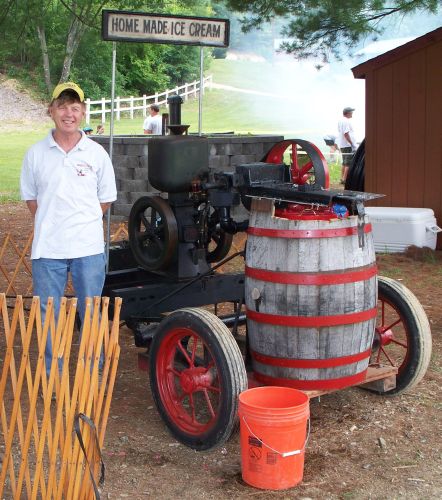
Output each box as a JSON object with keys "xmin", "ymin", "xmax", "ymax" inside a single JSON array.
[
  {"xmin": 345, "ymin": 111, "xmax": 353, "ymax": 118},
  {"xmin": 49, "ymin": 100, "xmax": 85, "ymax": 134}
]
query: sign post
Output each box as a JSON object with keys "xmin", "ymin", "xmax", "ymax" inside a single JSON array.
[{"xmin": 105, "ymin": 40, "xmax": 117, "ymax": 272}]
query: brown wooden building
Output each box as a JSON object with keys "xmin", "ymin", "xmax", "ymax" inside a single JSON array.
[{"xmin": 352, "ymin": 27, "xmax": 442, "ymax": 246}]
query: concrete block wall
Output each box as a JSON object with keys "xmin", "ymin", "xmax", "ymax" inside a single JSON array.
[{"xmin": 92, "ymin": 134, "xmax": 284, "ymax": 220}]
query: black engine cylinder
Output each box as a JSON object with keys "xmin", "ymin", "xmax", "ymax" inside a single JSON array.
[{"xmin": 148, "ymin": 136, "xmax": 209, "ymax": 193}]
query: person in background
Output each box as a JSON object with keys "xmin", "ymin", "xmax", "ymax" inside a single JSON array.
[
  {"xmin": 20, "ymin": 81, "xmax": 117, "ymax": 375},
  {"xmin": 143, "ymin": 104, "xmax": 162, "ymax": 135},
  {"xmin": 323, "ymin": 134, "xmax": 340, "ymax": 166},
  {"xmin": 96, "ymin": 124, "xmax": 105, "ymax": 135},
  {"xmin": 337, "ymin": 107, "xmax": 357, "ymax": 184},
  {"xmin": 83, "ymin": 126, "xmax": 93, "ymax": 135}
]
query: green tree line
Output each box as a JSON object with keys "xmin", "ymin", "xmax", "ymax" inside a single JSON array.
[
  {"xmin": 0, "ymin": 0, "xmax": 217, "ymax": 99},
  {"xmin": 1, "ymin": 0, "xmax": 440, "ymax": 100},
  {"xmin": 225, "ymin": 0, "xmax": 442, "ymax": 60}
]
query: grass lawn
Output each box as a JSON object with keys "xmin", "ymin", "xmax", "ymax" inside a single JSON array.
[{"xmin": 0, "ymin": 129, "xmax": 51, "ymax": 202}]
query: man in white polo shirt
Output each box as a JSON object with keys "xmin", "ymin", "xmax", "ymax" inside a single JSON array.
[
  {"xmin": 143, "ymin": 104, "xmax": 162, "ymax": 135},
  {"xmin": 20, "ymin": 81, "xmax": 117, "ymax": 374}
]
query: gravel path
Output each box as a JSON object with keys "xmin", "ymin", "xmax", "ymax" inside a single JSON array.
[{"xmin": 0, "ymin": 76, "xmax": 51, "ymax": 128}]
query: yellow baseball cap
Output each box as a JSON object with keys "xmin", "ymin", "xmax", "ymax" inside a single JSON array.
[{"xmin": 52, "ymin": 82, "xmax": 84, "ymax": 102}]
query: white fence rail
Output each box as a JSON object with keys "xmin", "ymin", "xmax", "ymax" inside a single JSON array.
[{"xmin": 85, "ymin": 75, "xmax": 212, "ymax": 124}]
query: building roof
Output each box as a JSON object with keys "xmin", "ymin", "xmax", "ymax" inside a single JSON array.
[{"xmin": 352, "ymin": 26, "xmax": 442, "ymax": 79}]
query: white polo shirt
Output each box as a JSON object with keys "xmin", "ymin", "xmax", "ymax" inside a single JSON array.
[
  {"xmin": 143, "ymin": 114, "xmax": 162, "ymax": 135},
  {"xmin": 20, "ymin": 130, "xmax": 117, "ymax": 259}
]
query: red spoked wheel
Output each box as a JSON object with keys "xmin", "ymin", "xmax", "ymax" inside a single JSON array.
[
  {"xmin": 149, "ymin": 308, "xmax": 247, "ymax": 450},
  {"xmin": 265, "ymin": 139, "xmax": 330, "ymax": 189},
  {"xmin": 372, "ymin": 276, "xmax": 432, "ymax": 395}
]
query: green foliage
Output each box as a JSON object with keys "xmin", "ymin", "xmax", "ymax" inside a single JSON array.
[
  {"xmin": 0, "ymin": 0, "xmax": 215, "ymax": 98},
  {"xmin": 212, "ymin": 1, "xmax": 276, "ymax": 59},
  {"xmin": 224, "ymin": 0, "xmax": 441, "ymax": 59}
]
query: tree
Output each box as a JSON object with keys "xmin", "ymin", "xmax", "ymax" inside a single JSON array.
[
  {"xmin": 223, "ymin": 0, "xmax": 442, "ymax": 59},
  {"xmin": 0, "ymin": 0, "xmax": 212, "ymax": 97}
]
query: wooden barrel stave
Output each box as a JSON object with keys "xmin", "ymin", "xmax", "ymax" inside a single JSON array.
[{"xmin": 245, "ymin": 205, "xmax": 377, "ymax": 389}]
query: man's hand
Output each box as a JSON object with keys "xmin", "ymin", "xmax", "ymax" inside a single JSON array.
[
  {"xmin": 26, "ymin": 200, "xmax": 37, "ymax": 217},
  {"xmin": 100, "ymin": 202, "xmax": 112, "ymax": 214}
]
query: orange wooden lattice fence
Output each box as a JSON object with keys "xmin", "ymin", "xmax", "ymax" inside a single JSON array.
[
  {"xmin": 0, "ymin": 224, "xmax": 129, "ymax": 297},
  {"xmin": 0, "ymin": 293, "xmax": 122, "ymax": 499}
]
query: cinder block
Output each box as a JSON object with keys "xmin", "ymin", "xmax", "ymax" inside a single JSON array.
[
  {"xmin": 115, "ymin": 191, "xmax": 131, "ymax": 204},
  {"xmin": 110, "ymin": 214, "xmax": 127, "ymax": 223},
  {"xmin": 242, "ymin": 142, "xmax": 264, "ymax": 157},
  {"xmin": 230, "ymin": 155, "xmax": 258, "ymax": 166},
  {"xmin": 119, "ymin": 179, "xmax": 150, "ymax": 192},
  {"xmin": 127, "ymin": 156, "xmax": 142, "ymax": 169},
  {"xmin": 133, "ymin": 167, "xmax": 149, "ymax": 180},
  {"xmin": 120, "ymin": 136, "xmax": 147, "ymax": 145},
  {"xmin": 230, "ymin": 136, "xmax": 256, "ymax": 144},
  {"xmin": 111, "ymin": 155, "xmax": 131, "ymax": 169},
  {"xmin": 112, "ymin": 203, "xmax": 133, "ymax": 218},
  {"xmin": 124, "ymin": 144, "xmax": 149, "ymax": 156},
  {"xmin": 113, "ymin": 167, "xmax": 134, "ymax": 180},
  {"xmin": 208, "ymin": 155, "xmax": 230, "ymax": 170},
  {"xmin": 227, "ymin": 143, "xmax": 243, "ymax": 155},
  {"xmin": 208, "ymin": 142, "xmax": 230, "ymax": 156},
  {"xmin": 216, "ymin": 164, "xmax": 235, "ymax": 173},
  {"xmin": 138, "ymin": 156, "xmax": 149, "ymax": 169},
  {"xmin": 261, "ymin": 135, "xmax": 285, "ymax": 143},
  {"xmin": 128, "ymin": 192, "xmax": 150, "ymax": 203}
]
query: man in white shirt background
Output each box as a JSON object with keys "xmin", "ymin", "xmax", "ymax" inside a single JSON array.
[
  {"xmin": 143, "ymin": 104, "xmax": 162, "ymax": 135},
  {"xmin": 337, "ymin": 106, "xmax": 357, "ymax": 185}
]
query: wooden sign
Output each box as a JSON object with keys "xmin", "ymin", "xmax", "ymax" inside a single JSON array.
[{"xmin": 102, "ymin": 10, "xmax": 229, "ymax": 47}]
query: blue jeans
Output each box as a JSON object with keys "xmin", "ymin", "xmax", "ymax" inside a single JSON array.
[{"xmin": 32, "ymin": 253, "xmax": 106, "ymax": 375}]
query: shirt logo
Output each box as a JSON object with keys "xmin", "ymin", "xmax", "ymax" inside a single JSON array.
[{"xmin": 74, "ymin": 162, "xmax": 92, "ymax": 176}]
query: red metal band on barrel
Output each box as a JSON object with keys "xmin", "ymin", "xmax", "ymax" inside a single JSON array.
[
  {"xmin": 247, "ymin": 223, "xmax": 372, "ymax": 239},
  {"xmin": 245, "ymin": 264, "xmax": 377, "ymax": 285},
  {"xmin": 246, "ymin": 307, "xmax": 377, "ymax": 327},
  {"xmin": 253, "ymin": 370, "xmax": 368, "ymax": 390},
  {"xmin": 274, "ymin": 208, "xmax": 337, "ymax": 221},
  {"xmin": 251, "ymin": 348, "xmax": 372, "ymax": 368}
]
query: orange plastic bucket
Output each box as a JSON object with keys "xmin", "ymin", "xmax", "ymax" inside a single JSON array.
[{"xmin": 238, "ymin": 386, "xmax": 310, "ymax": 490}]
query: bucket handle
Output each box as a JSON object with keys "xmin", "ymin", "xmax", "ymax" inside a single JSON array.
[{"xmin": 242, "ymin": 416, "xmax": 310, "ymax": 458}]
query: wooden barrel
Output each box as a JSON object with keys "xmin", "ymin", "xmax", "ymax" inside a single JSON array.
[{"xmin": 245, "ymin": 201, "xmax": 377, "ymax": 391}]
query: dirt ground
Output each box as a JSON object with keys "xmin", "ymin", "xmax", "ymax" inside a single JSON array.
[{"xmin": 1, "ymin": 203, "xmax": 441, "ymax": 499}]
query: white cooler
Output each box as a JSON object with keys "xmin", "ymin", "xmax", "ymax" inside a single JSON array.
[{"xmin": 365, "ymin": 207, "xmax": 441, "ymax": 253}]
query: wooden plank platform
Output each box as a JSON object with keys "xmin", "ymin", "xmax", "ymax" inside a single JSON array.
[{"xmin": 304, "ymin": 365, "xmax": 398, "ymax": 398}]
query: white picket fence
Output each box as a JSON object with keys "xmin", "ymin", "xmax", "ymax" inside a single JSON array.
[{"xmin": 85, "ymin": 75, "xmax": 212, "ymax": 124}]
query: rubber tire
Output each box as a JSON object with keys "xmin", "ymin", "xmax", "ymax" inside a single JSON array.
[
  {"xmin": 375, "ymin": 276, "xmax": 432, "ymax": 395},
  {"xmin": 149, "ymin": 308, "xmax": 248, "ymax": 450},
  {"xmin": 345, "ymin": 139, "xmax": 365, "ymax": 191}
]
